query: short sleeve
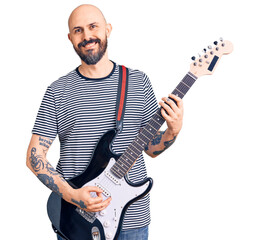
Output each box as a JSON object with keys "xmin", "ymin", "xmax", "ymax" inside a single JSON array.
[
  {"xmin": 32, "ymin": 86, "xmax": 58, "ymax": 141},
  {"xmin": 141, "ymin": 73, "xmax": 159, "ymax": 128}
]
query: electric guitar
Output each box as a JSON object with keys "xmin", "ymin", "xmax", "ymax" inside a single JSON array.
[{"xmin": 47, "ymin": 39, "xmax": 233, "ymax": 240}]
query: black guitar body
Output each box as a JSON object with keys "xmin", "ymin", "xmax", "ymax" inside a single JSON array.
[{"xmin": 47, "ymin": 129, "xmax": 153, "ymax": 240}]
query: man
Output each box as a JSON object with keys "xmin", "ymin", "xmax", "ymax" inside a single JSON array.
[{"xmin": 26, "ymin": 4, "xmax": 183, "ymax": 240}]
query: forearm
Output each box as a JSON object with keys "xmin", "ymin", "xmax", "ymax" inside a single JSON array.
[
  {"xmin": 144, "ymin": 129, "xmax": 177, "ymax": 158},
  {"xmin": 27, "ymin": 134, "xmax": 112, "ymax": 212},
  {"xmin": 26, "ymin": 135, "xmax": 74, "ymax": 202}
]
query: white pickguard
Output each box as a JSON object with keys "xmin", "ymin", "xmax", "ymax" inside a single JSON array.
[{"xmin": 82, "ymin": 158, "xmax": 150, "ymax": 240}]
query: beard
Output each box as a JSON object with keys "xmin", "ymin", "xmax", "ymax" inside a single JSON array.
[{"xmin": 74, "ymin": 37, "xmax": 108, "ymax": 65}]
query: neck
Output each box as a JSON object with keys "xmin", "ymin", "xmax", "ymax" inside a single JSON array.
[{"xmin": 79, "ymin": 53, "xmax": 114, "ymax": 79}]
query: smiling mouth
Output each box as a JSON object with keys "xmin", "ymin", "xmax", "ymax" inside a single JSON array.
[
  {"xmin": 83, "ymin": 42, "xmax": 97, "ymax": 50},
  {"xmin": 79, "ymin": 38, "xmax": 100, "ymax": 49}
]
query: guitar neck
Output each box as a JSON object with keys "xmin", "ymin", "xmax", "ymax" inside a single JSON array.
[{"xmin": 111, "ymin": 71, "xmax": 198, "ymax": 179}]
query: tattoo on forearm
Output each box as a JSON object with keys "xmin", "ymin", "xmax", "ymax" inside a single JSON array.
[
  {"xmin": 145, "ymin": 131, "xmax": 165, "ymax": 151},
  {"xmin": 153, "ymin": 136, "xmax": 177, "ymax": 156},
  {"xmin": 46, "ymin": 162, "xmax": 66, "ymax": 182},
  {"xmin": 151, "ymin": 131, "xmax": 165, "ymax": 145},
  {"xmin": 39, "ymin": 136, "xmax": 52, "ymax": 149},
  {"xmin": 46, "ymin": 162, "xmax": 58, "ymax": 175},
  {"xmin": 72, "ymin": 199, "xmax": 87, "ymax": 209},
  {"xmin": 37, "ymin": 174, "xmax": 63, "ymax": 197},
  {"xmin": 30, "ymin": 147, "xmax": 44, "ymax": 172},
  {"xmin": 29, "ymin": 144, "xmax": 66, "ymax": 195}
]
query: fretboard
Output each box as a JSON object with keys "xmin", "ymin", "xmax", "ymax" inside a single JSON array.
[{"xmin": 110, "ymin": 72, "xmax": 197, "ymax": 179}]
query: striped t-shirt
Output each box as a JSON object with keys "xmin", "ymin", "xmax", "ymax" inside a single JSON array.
[{"xmin": 32, "ymin": 62, "xmax": 159, "ymax": 230}]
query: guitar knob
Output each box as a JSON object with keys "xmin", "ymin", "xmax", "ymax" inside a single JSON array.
[
  {"xmin": 99, "ymin": 210, "xmax": 107, "ymax": 216},
  {"xmin": 106, "ymin": 232, "xmax": 113, "ymax": 239},
  {"xmin": 104, "ymin": 221, "xmax": 111, "ymax": 227}
]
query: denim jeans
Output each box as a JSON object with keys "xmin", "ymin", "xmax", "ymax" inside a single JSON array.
[{"xmin": 57, "ymin": 225, "xmax": 148, "ymax": 240}]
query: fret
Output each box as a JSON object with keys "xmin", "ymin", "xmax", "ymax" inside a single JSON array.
[
  {"xmin": 132, "ymin": 139, "xmax": 142, "ymax": 151},
  {"xmin": 187, "ymin": 72, "xmax": 197, "ymax": 80},
  {"xmin": 144, "ymin": 125, "xmax": 157, "ymax": 137},
  {"xmin": 154, "ymin": 112, "xmax": 165, "ymax": 125},
  {"xmin": 115, "ymin": 161, "xmax": 128, "ymax": 172},
  {"xmin": 127, "ymin": 146, "xmax": 139, "ymax": 158},
  {"xmin": 130, "ymin": 143, "xmax": 141, "ymax": 156},
  {"xmin": 122, "ymin": 156, "xmax": 131, "ymax": 167},
  {"xmin": 146, "ymin": 122, "xmax": 157, "ymax": 132},
  {"xmin": 117, "ymin": 156, "xmax": 131, "ymax": 169},
  {"xmin": 115, "ymin": 152, "xmax": 135, "ymax": 173},
  {"xmin": 182, "ymin": 73, "xmax": 197, "ymax": 87},
  {"xmin": 124, "ymin": 150, "xmax": 138, "ymax": 164},
  {"xmin": 181, "ymin": 80, "xmax": 190, "ymax": 89},
  {"xmin": 135, "ymin": 137, "xmax": 146, "ymax": 149},
  {"xmin": 114, "ymin": 160, "xmax": 130, "ymax": 174},
  {"xmin": 140, "ymin": 129, "xmax": 153, "ymax": 142},
  {"xmin": 149, "ymin": 118, "xmax": 161, "ymax": 130},
  {"xmin": 172, "ymin": 89, "xmax": 184, "ymax": 98},
  {"xmin": 176, "ymin": 82, "xmax": 190, "ymax": 93},
  {"xmin": 110, "ymin": 166, "xmax": 122, "ymax": 178},
  {"xmin": 118, "ymin": 162, "xmax": 128, "ymax": 171},
  {"xmin": 139, "ymin": 131, "xmax": 151, "ymax": 144},
  {"xmin": 175, "ymin": 87, "xmax": 185, "ymax": 96}
]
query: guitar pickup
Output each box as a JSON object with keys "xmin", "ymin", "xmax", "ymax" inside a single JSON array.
[
  {"xmin": 105, "ymin": 170, "xmax": 121, "ymax": 185},
  {"xmin": 95, "ymin": 183, "xmax": 111, "ymax": 198}
]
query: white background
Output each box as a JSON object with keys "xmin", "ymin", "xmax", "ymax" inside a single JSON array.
[{"xmin": 1, "ymin": 0, "xmax": 258, "ymax": 239}]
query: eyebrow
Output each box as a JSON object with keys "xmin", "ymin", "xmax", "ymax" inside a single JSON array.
[
  {"xmin": 72, "ymin": 22, "xmax": 98, "ymax": 31},
  {"xmin": 72, "ymin": 26, "xmax": 82, "ymax": 31}
]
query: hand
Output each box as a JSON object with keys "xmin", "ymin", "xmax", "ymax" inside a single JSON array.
[
  {"xmin": 159, "ymin": 94, "xmax": 184, "ymax": 137},
  {"xmin": 69, "ymin": 186, "xmax": 112, "ymax": 212}
]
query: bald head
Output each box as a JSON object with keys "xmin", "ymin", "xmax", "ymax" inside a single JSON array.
[
  {"xmin": 67, "ymin": 4, "xmax": 112, "ymax": 66},
  {"xmin": 68, "ymin": 4, "xmax": 107, "ymax": 32}
]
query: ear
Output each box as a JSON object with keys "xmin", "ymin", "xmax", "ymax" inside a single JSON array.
[
  {"xmin": 106, "ymin": 23, "xmax": 112, "ymax": 38},
  {"xmin": 68, "ymin": 33, "xmax": 71, "ymax": 41}
]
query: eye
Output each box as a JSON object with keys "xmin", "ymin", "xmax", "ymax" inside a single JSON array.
[
  {"xmin": 74, "ymin": 28, "xmax": 82, "ymax": 33},
  {"xmin": 90, "ymin": 24, "xmax": 97, "ymax": 30}
]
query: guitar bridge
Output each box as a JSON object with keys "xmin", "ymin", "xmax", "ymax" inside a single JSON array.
[{"xmin": 75, "ymin": 208, "xmax": 96, "ymax": 223}]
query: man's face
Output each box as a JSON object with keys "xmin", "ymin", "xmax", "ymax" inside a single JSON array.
[{"xmin": 68, "ymin": 7, "xmax": 111, "ymax": 65}]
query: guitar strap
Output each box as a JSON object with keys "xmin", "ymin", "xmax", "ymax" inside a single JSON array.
[{"xmin": 116, "ymin": 65, "xmax": 129, "ymax": 133}]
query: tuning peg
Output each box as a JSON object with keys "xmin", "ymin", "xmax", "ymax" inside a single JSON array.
[
  {"xmin": 203, "ymin": 48, "xmax": 207, "ymax": 53},
  {"xmin": 214, "ymin": 41, "xmax": 218, "ymax": 45},
  {"xmin": 219, "ymin": 37, "xmax": 223, "ymax": 42},
  {"xmin": 208, "ymin": 45, "xmax": 212, "ymax": 49},
  {"xmin": 191, "ymin": 56, "xmax": 196, "ymax": 61},
  {"xmin": 198, "ymin": 53, "xmax": 201, "ymax": 57}
]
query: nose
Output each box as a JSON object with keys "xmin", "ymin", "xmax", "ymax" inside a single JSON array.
[{"xmin": 82, "ymin": 28, "xmax": 93, "ymax": 42}]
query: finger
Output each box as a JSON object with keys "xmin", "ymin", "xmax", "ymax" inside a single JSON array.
[
  {"xmin": 161, "ymin": 97, "xmax": 178, "ymax": 112},
  {"xmin": 90, "ymin": 197, "xmax": 112, "ymax": 212},
  {"xmin": 169, "ymin": 94, "xmax": 184, "ymax": 117},
  {"xmin": 85, "ymin": 186, "xmax": 103, "ymax": 193},
  {"xmin": 160, "ymin": 107, "xmax": 171, "ymax": 121},
  {"xmin": 168, "ymin": 94, "xmax": 183, "ymax": 110},
  {"xmin": 159, "ymin": 100, "xmax": 176, "ymax": 117}
]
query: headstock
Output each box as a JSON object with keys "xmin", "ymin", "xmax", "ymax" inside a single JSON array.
[{"xmin": 189, "ymin": 38, "xmax": 233, "ymax": 78}]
